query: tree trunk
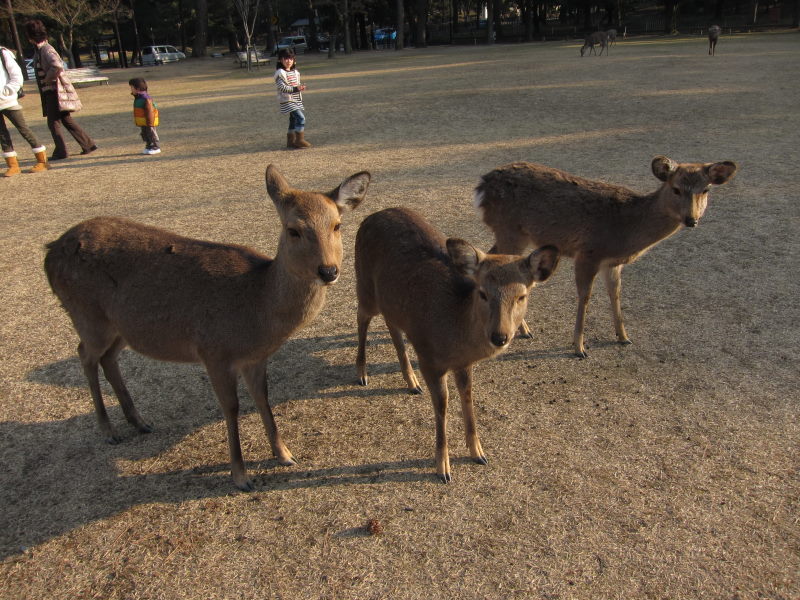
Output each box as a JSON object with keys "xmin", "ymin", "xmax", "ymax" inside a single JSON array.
[
  {"xmin": 486, "ymin": 0, "xmax": 495, "ymax": 45},
  {"xmin": 193, "ymin": 0, "xmax": 208, "ymax": 56},
  {"xmin": 306, "ymin": 0, "xmax": 319, "ymax": 53},
  {"xmin": 344, "ymin": 0, "xmax": 352, "ymax": 53},
  {"xmin": 414, "ymin": 0, "xmax": 428, "ymax": 47},
  {"xmin": 395, "ymin": 0, "xmax": 404, "ymax": 50}
]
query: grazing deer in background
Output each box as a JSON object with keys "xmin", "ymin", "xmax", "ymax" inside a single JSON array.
[
  {"xmin": 606, "ymin": 29, "xmax": 617, "ymax": 46},
  {"xmin": 580, "ymin": 31, "xmax": 608, "ymax": 56},
  {"xmin": 354, "ymin": 207, "xmax": 559, "ymax": 482},
  {"xmin": 44, "ymin": 165, "xmax": 370, "ymax": 491},
  {"xmin": 474, "ymin": 156, "xmax": 738, "ymax": 358},
  {"xmin": 708, "ymin": 25, "xmax": 721, "ymax": 55}
]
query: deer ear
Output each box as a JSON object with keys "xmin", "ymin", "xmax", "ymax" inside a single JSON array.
[
  {"xmin": 522, "ymin": 245, "xmax": 560, "ymax": 284},
  {"xmin": 329, "ymin": 172, "xmax": 371, "ymax": 212},
  {"xmin": 652, "ymin": 156, "xmax": 678, "ymax": 181},
  {"xmin": 706, "ymin": 160, "xmax": 738, "ymax": 185},
  {"xmin": 446, "ymin": 238, "xmax": 484, "ymax": 276},
  {"xmin": 265, "ymin": 164, "xmax": 291, "ymax": 202}
]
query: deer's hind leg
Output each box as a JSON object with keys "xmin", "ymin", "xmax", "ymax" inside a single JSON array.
[
  {"xmin": 386, "ymin": 321, "xmax": 422, "ymax": 394},
  {"xmin": 77, "ymin": 331, "xmax": 123, "ymax": 444}
]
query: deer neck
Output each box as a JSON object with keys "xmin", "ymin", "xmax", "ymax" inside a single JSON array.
[
  {"xmin": 621, "ymin": 189, "xmax": 683, "ymax": 252},
  {"xmin": 261, "ymin": 249, "xmax": 329, "ymax": 339}
]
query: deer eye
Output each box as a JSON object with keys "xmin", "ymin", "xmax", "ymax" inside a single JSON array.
[
  {"xmin": 333, "ymin": 223, "xmax": 341, "ymax": 232},
  {"xmin": 672, "ymin": 187, "xmax": 681, "ymax": 196},
  {"xmin": 287, "ymin": 228, "xmax": 301, "ymax": 238},
  {"xmin": 517, "ymin": 295, "xmax": 527, "ymax": 303},
  {"xmin": 478, "ymin": 290, "xmax": 488, "ymax": 302}
]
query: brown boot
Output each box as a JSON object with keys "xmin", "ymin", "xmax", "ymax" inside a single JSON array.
[
  {"xmin": 286, "ymin": 132, "xmax": 296, "ymax": 149},
  {"xmin": 29, "ymin": 148, "xmax": 49, "ymax": 173},
  {"xmin": 3, "ymin": 155, "xmax": 20, "ymax": 177},
  {"xmin": 293, "ymin": 131, "xmax": 312, "ymax": 149}
]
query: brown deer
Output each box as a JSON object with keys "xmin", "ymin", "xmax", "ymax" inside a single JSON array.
[
  {"xmin": 474, "ymin": 156, "xmax": 738, "ymax": 358},
  {"xmin": 606, "ymin": 29, "xmax": 617, "ymax": 46},
  {"xmin": 580, "ymin": 31, "xmax": 608, "ymax": 56},
  {"xmin": 708, "ymin": 25, "xmax": 721, "ymax": 55},
  {"xmin": 44, "ymin": 165, "xmax": 370, "ymax": 491},
  {"xmin": 354, "ymin": 207, "xmax": 559, "ymax": 482}
]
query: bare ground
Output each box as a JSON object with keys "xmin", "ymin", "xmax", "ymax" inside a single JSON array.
[{"xmin": 0, "ymin": 31, "xmax": 797, "ymax": 599}]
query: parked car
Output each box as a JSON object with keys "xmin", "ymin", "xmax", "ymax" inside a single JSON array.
[
  {"xmin": 374, "ymin": 28, "xmax": 397, "ymax": 46},
  {"xmin": 141, "ymin": 45, "xmax": 186, "ymax": 66},
  {"xmin": 276, "ymin": 36, "xmax": 308, "ymax": 54}
]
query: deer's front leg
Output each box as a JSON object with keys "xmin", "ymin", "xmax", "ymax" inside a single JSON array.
[
  {"xmin": 420, "ymin": 364, "xmax": 451, "ymax": 483},
  {"xmin": 454, "ymin": 366, "xmax": 487, "ymax": 466}
]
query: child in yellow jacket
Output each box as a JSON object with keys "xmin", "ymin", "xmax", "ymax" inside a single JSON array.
[{"xmin": 129, "ymin": 77, "xmax": 160, "ymax": 155}]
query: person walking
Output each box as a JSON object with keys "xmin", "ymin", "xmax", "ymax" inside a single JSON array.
[
  {"xmin": 129, "ymin": 77, "xmax": 160, "ymax": 155},
  {"xmin": 0, "ymin": 45, "xmax": 47, "ymax": 176},
  {"xmin": 25, "ymin": 19, "xmax": 97, "ymax": 160},
  {"xmin": 274, "ymin": 48, "xmax": 311, "ymax": 149}
]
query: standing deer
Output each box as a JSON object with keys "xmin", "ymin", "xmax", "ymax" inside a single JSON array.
[
  {"xmin": 580, "ymin": 31, "xmax": 609, "ymax": 56},
  {"xmin": 708, "ymin": 25, "xmax": 721, "ymax": 55},
  {"xmin": 44, "ymin": 165, "xmax": 370, "ymax": 491},
  {"xmin": 606, "ymin": 29, "xmax": 617, "ymax": 46},
  {"xmin": 474, "ymin": 156, "xmax": 738, "ymax": 358},
  {"xmin": 354, "ymin": 207, "xmax": 559, "ymax": 482}
]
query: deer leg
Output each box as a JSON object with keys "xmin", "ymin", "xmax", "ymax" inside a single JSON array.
[
  {"xmin": 420, "ymin": 364, "xmax": 451, "ymax": 483},
  {"xmin": 205, "ymin": 363, "xmax": 252, "ymax": 492},
  {"xmin": 99, "ymin": 337, "xmax": 153, "ymax": 434},
  {"xmin": 386, "ymin": 321, "xmax": 422, "ymax": 394},
  {"xmin": 78, "ymin": 340, "xmax": 119, "ymax": 444},
  {"xmin": 241, "ymin": 362, "xmax": 296, "ymax": 468},
  {"xmin": 454, "ymin": 366, "xmax": 487, "ymax": 466},
  {"xmin": 356, "ymin": 306, "xmax": 373, "ymax": 386},
  {"xmin": 601, "ymin": 264, "xmax": 631, "ymax": 346},
  {"xmin": 573, "ymin": 260, "xmax": 600, "ymax": 358}
]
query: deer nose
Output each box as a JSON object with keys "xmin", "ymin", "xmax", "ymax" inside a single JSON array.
[
  {"xmin": 318, "ymin": 265, "xmax": 339, "ymax": 283},
  {"xmin": 490, "ymin": 332, "xmax": 509, "ymax": 347},
  {"xmin": 684, "ymin": 217, "xmax": 698, "ymax": 227}
]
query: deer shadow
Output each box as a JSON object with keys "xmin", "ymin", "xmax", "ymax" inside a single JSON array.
[{"xmin": 2, "ymin": 332, "xmax": 434, "ymax": 560}]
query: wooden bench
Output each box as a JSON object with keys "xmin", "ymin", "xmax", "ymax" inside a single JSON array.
[
  {"xmin": 66, "ymin": 66, "xmax": 109, "ymax": 87},
  {"xmin": 235, "ymin": 51, "xmax": 270, "ymax": 68}
]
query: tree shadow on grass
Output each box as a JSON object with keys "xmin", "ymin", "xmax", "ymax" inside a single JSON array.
[{"xmin": 2, "ymin": 332, "xmax": 432, "ymax": 560}]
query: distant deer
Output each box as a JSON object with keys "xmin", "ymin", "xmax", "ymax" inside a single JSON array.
[
  {"xmin": 474, "ymin": 156, "xmax": 738, "ymax": 358},
  {"xmin": 44, "ymin": 165, "xmax": 370, "ymax": 491},
  {"xmin": 606, "ymin": 29, "xmax": 617, "ymax": 46},
  {"xmin": 354, "ymin": 207, "xmax": 559, "ymax": 482},
  {"xmin": 580, "ymin": 31, "xmax": 608, "ymax": 56},
  {"xmin": 708, "ymin": 25, "xmax": 721, "ymax": 55}
]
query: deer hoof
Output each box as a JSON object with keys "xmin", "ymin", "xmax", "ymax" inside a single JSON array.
[
  {"xmin": 359, "ymin": 375, "xmax": 368, "ymax": 386},
  {"xmin": 473, "ymin": 455, "xmax": 488, "ymax": 466},
  {"xmin": 410, "ymin": 385, "xmax": 423, "ymax": 395},
  {"xmin": 105, "ymin": 434, "xmax": 123, "ymax": 445},
  {"xmin": 437, "ymin": 472, "xmax": 452, "ymax": 484},
  {"xmin": 575, "ymin": 350, "xmax": 589, "ymax": 359},
  {"xmin": 618, "ymin": 339, "xmax": 633, "ymax": 346},
  {"xmin": 235, "ymin": 478, "xmax": 256, "ymax": 492},
  {"xmin": 137, "ymin": 423, "xmax": 154, "ymax": 434}
]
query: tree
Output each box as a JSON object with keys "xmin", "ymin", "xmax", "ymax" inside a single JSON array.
[
  {"xmin": 395, "ymin": 0, "xmax": 404, "ymax": 49},
  {"xmin": 192, "ymin": 0, "xmax": 207, "ymax": 56},
  {"xmin": 11, "ymin": 0, "xmax": 108, "ymax": 67},
  {"xmin": 232, "ymin": 0, "xmax": 260, "ymax": 69}
]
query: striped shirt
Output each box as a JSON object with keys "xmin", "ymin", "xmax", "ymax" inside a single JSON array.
[{"xmin": 275, "ymin": 67, "xmax": 304, "ymax": 114}]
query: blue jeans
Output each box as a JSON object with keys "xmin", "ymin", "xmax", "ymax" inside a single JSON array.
[{"xmin": 288, "ymin": 110, "xmax": 306, "ymax": 132}]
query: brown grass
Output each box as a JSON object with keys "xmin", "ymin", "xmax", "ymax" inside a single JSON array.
[{"xmin": 1, "ymin": 31, "xmax": 798, "ymax": 599}]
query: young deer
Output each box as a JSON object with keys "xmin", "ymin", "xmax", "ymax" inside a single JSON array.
[
  {"xmin": 44, "ymin": 165, "xmax": 370, "ymax": 491},
  {"xmin": 708, "ymin": 25, "xmax": 721, "ymax": 55},
  {"xmin": 474, "ymin": 156, "xmax": 738, "ymax": 358},
  {"xmin": 354, "ymin": 207, "xmax": 559, "ymax": 483},
  {"xmin": 580, "ymin": 31, "xmax": 608, "ymax": 56}
]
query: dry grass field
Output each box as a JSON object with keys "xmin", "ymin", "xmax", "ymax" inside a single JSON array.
[{"xmin": 0, "ymin": 31, "xmax": 797, "ymax": 599}]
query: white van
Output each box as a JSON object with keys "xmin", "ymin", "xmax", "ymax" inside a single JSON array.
[{"xmin": 141, "ymin": 45, "xmax": 186, "ymax": 65}]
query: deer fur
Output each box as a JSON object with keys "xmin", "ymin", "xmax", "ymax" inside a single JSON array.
[
  {"xmin": 708, "ymin": 25, "xmax": 721, "ymax": 55},
  {"xmin": 354, "ymin": 207, "xmax": 559, "ymax": 482},
  {"xmin": 44, "ymin": 165, "xmax": 370, "ymax": 491},
  {"xmin": 474, "ymin": 157, "xmax": 738, "ymax": 358},
  {"xmin": 606, "ymin": 29, "xmax": 617, "ymax": 46},
  {"xmin": 581, "ymin": 31, "xmax": 608, "ymax": 56}
]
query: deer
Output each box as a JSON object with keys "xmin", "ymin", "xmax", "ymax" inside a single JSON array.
[
  {"xmin": 354, "ymin": 207, "xmax": 559, "ymax": 483},
  {"xmin": 580, "ymin": 31, "xmax": 608, "ymax": 56},
  {"xmin": 606, "ymin": 29, "xmax": 617, "ymax": 46},
  {"xmin": 708, "ymin": 25, "xmax": 721, "ymax": 55},
  {"xmin": 44, "ymin": 165, "xmax": 370, "ymax": 491},
  {"xmin": 474, "ymin": 156, "xmax": 738, "ymax": 358}
]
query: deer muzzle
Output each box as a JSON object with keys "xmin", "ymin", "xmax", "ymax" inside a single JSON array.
[
  {"xmin": 318, "ymin": 265, "xmax": 339, "ymax": 284},
  {"xmin": 684, "ymin": 217, "xmax": 698, "ymax": 227}
]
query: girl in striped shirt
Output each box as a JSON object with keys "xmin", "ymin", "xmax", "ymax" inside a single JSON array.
[{"xmin": 274, "ymin": 48, "xmax": 311, "ymax": 149}]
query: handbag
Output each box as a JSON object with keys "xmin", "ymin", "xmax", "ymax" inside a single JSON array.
[{"xmin": 0, "ymin": 47, "xmax": 25, "ymax": 99}]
